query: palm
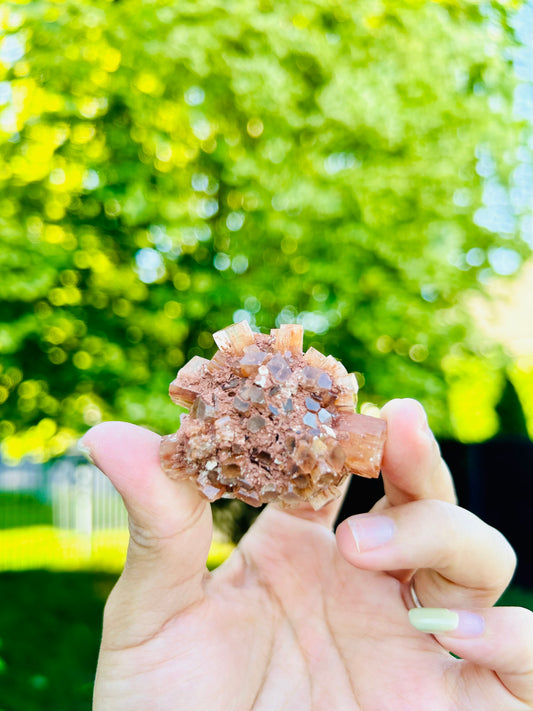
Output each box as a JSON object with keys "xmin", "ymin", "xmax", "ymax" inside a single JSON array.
[
  {"xmin": 97, "ymin": 507, "xmax": 463, "ymax": 711},
  {"xmin": 91, "ymin": 406, "xmax": 532, "ymax": 710}
]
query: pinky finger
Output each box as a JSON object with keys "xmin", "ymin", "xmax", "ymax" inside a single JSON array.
[{"xmin": 409, "ymin": 606, "xmax": 533, "ymax": 708}]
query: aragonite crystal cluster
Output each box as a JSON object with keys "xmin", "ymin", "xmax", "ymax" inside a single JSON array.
[{"xmin": 160, "ymin": 322, "xmax": 387, "ymax": 510}]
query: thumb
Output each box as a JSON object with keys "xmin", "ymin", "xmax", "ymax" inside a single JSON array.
[{"xmin": 80, "ymin": 421, "xmax": 212, "ymax": 645}]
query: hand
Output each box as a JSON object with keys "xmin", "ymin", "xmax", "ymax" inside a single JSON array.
[{"xmin": 85, "ymin": 399, "xmax": 533, "ymax": 710}]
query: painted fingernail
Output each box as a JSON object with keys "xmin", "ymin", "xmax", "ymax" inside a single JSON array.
[
  {"xmin": 77, "ymin": 438, "xmax": 95, "ymax": 465},
  {"xmin": 408, "ymin": 608, "xmax": 485, "ymax": 638},
  {"xmin": 347, "ymin": 515, "xmax": 395, "ymax": 552}
]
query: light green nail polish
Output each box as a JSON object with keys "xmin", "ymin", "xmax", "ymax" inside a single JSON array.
[
  {"xmin": 77, "ymin": 440, "xmax": 95, "ymax": 465},
  {"xmin": 408, "ymin": 608, "xmax": 459, "ymax": 634}
]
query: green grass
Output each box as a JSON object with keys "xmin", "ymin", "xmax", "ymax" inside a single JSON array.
[
  {"xmin": 0, "ymin": 571, "xmax": 115, "ymax": 711},
  {"xmin": 0, "ymin": 525, "xmax": 234, "ymax": 573},
  {"xmin": 0, "ymin": 494, "xmax": 52, "ymax": 530}
]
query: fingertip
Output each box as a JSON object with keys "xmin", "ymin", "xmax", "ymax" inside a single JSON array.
[
  {"xmin": 81, "ymin": 420, "xmax": 161, "ymax": 461},
  {"xmin": 79, "ymin": 421, "xmax": 207, "ymax": 527},
  {"xmin": 408, "ymin": 608, "xmax": 485, "ymax": 638},
  {"xmin": 80, "ymin": 421, "xmax": 161, "ymax": 484},
  {"xmin": 380, "ymin": 398, "xmax": 428, "ymax": 434},
  {"xmin": 378, "ymin": 398, "xmax": 456, "ymax": 506},
  {"xmin": 335, "ymin": 518, "xmax": 356, "ymax": 556},
  {"xmin": 380, "ymin": 400, "xmax": 430, "ymax": 475}
]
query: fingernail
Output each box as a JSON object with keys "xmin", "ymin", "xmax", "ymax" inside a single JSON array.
[
  {"xmin": 408, "ymin": 608, "xmax": 485, "ymax": 638},
  {"xmin": 413, "ymin": 403, "xmax": 433, "ymax": 441},
  {"xmin": 347, "ymin": 515, "xmax": 395, "ymax": 552},
  {"xmin": 414, "ymin": 401, "xmax": 429, "ymax": 430},
  {"xmin": 77, "ymin": 438, "xmax": 95, "ymax": 465}
]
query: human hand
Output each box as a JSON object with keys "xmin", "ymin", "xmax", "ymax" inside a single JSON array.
[{"xmin": 85, "ymin": 399, "xmax": 532, "ymax": 710}]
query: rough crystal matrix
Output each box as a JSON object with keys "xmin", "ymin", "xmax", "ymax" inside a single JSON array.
[{"xmin": 160, "ymin": 322, "xmax": 387, "ymax": 510}]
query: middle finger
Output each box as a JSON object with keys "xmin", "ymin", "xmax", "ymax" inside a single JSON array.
[{"xmin": 335, "ymin": 498, "xmax": 516, "ymax": 609}]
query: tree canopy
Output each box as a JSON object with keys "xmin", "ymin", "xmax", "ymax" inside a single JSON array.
[{"xmin": 0, "ymin": 0, "xmax": 531, "ymax": 463}]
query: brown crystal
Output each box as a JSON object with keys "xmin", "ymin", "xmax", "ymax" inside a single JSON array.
[
  {"xmin": 271, "ymin": 324, "xmax": 304, "ymax": 355},
  {"xmin": 335, "ymin": 412, "xmax": 387, "ymax": 479},
  {"xmin": 303, "ymin": 347, "xmax": 327, "ymax": 368},
  {"xmin": 168, "ymin": 355, "xmax": 210, "ymax": 407},
  {"xmin": 246, "ymin": 415, "xmax": 267, "ymax": 433},
  {"xmin": 190, "ymin": 396, "xmax": 217, "ymax": 420},
  {"xmin": 213, "ymin": 320, "xmax": 255, "ymax": 355},
  {"xmin": 233, "ymin": 396, "xmax": 250, "ymax": 413},
  {"xmin": 160, "ymin": 321, "xmax": 387, "ymax": 509}
]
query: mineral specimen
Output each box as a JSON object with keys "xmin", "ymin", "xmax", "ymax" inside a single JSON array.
[{"xmin": 160, "ymin": 321, "xmax": 387, "ymax": 510}]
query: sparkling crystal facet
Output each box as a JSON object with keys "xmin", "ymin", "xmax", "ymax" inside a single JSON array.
[
  {"xmin": 337, "ymin": 373, "xmax": 358, "ymax": 393},
  {"xmin": 305, "ymin": 396, "xmax": 321, "ymax": 412},
  {"xmin": 233, "ymin": 396, "xmax": 250, "ymax": 412},
  {"xmin": 267, "ymin": 354, "xmax": 291, "ymax": 382},
  {"xmin": 317, "ymin": 372, "xmax": 333, "ymax": 389},
  {"xmin": 249, "ymin": 385, "xmax": 265, "ymax": 403},
  {"xmin": 318, "ymin": 408, "xmax": 332, "ymax": 423},
  {"xmin": 246, "ymin": 415, "xmax": 267, "ymax": 433},
  {"xmin": 190, "ymin": 396, "xmax": 217, "ymax": 420},
  {"xmin": 207, "ymin": 349, "xmax": 230, "ymax": 372},
  {"xmin": 301, "ymin": 365, "xmax": 322, "ymax": 387},
  {"xmin": 222, "ymin": 377, "xmax": 241, "ymax": 391},
  {"xmin": 238, "ymin": 383, "xmax": 253, "ymax": 400},
  {"xmin": 335, "ymin": 392, "xmax": 356, "ymax": 412},
  {"xmin": 303, "ymin": 412, "xmax": 318, "ymax": 428},
  {"xmin": 197, "ymin": 481, "xmax": 225, "ymax": 501}
]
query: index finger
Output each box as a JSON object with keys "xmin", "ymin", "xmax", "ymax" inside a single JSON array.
[{"xmin": 379, "ymin": 399, "xmax": 456, "ymax": 507}]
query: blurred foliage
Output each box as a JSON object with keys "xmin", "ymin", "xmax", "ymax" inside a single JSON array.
[
  {"xmin": 495, "ymin": 376, "xmax": 529, "ymax": 435},
  {"xmin": 0, "ymin": 0, "xmax": 532, "ymax": 463},
  {"xmin": 509, "ymin": 358, "xmax": 533, "ymax": 438}
]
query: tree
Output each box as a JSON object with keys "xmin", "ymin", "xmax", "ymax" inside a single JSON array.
[{"xmin": 0, "ymin": 0, "xmax": 530, "ymax": 463}]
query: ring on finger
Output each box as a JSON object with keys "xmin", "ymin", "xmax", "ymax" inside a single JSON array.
[{"xmin": 401, "ymin": 576, "xmax": 424, "ymax": 610}]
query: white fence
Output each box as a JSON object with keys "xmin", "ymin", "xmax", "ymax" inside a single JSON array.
[
  {"xmin": 0, "ymin": 456, "xmax": 129, "ymax": 572},
  {"xmin": 49, "ymin": 460, "xmax": 128, "ymax": 534}
]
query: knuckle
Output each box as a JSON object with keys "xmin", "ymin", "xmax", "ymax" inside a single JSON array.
[
  {"xmin": 417, "ymin": 497, "xmax": 456, "ymax": 528},
  {"xmin": 128, "ymin": 518, "xmax": 157, "ymax": 550},
  {"xmin": 126, "ymin": 499, "xmax": 207, "ymax": 554}
]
